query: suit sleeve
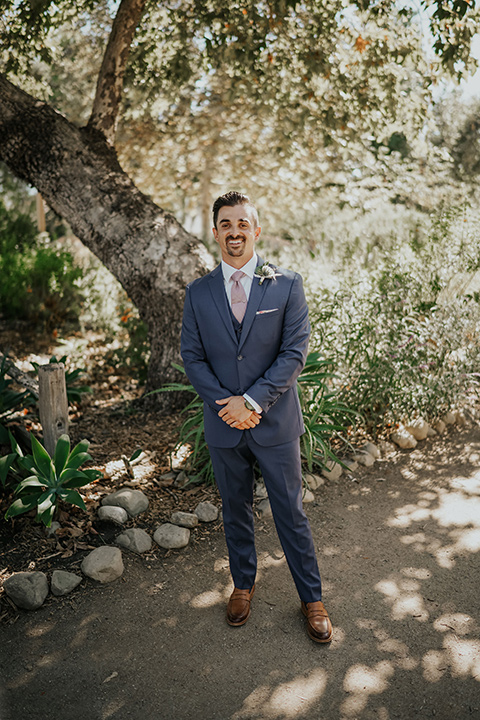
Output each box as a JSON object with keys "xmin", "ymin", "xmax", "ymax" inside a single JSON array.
[
  {"xmin": 180, "ymin": 284, "xmax": 231, "ymax": 410},
  {"xmin": 245, "ymin": 273, "xmax": 309, "ymax": 413}
]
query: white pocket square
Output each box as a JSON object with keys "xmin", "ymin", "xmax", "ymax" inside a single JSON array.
[{"xmin": 256, "ymin": 308, "xmax": 279, "ymax": 315}]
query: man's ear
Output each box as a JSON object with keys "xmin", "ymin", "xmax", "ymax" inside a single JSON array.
[
  {"xmin": 255, "ymin": 225, "xmax": 261, "ymax": 241},
  {"xmin": 212, "ymin": 227, "xmax": 218, "ymax": 241}
]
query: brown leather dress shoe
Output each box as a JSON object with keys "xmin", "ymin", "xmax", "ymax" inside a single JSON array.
[
  {"xmin": 301, "ymin": 601, "xmax": 333, "ymax": 643},
  {"xmin": 226, "ymin": 585, "xmax": 255, "ymax": 626}
]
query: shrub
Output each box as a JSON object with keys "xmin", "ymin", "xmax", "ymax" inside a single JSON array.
[
  {"xmin": 0, "ymin": 200, "xmax": 83, "ymax": 328},
  {"xmin": 0, "ymin": 355, "xmax": 35, "ymax": 452},
  {"xmin": 307, "ymin": 208, "xmax": 480, "ymax": 432},
  {"xmin": 154, "ymin": 356, "xmax": 350, "ymax": 484}
]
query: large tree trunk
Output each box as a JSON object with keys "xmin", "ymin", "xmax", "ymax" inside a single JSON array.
[{"xmin": 0, "ymin": 75, "xmax": 215, "ymax": 407}]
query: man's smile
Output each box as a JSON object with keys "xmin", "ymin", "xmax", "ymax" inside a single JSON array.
[{"xmin": 226, "ymin": 236, "xmax": 246, "ymax": 252}]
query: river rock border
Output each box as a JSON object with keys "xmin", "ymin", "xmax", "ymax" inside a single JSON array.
[{"xmin": 2, "ymin": 408, "xmax": 471, "ymax": 611}]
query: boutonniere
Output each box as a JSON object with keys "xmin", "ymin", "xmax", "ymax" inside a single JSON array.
[{"xmin": 254, "ymin": 262, "xmax": 282, "ymax": 285}]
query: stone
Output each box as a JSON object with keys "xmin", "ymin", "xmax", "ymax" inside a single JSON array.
[
  {"xmin": 405, "ymin": 417, "xmax": 429, "ymax": 441},
  {"xmin": 81, "ymin": 546, "xmax": 124, "ymax": 583},
  {"xmin": 378, "ymin": 440, "xmax": 396, "ymax": 456},
  {"xmin": 455, "ymin": 410, "xmax": 467, "ymax": 426},
  {"xmin": 51, "ymin": 570, "xmax": 82, "ymax": 597},
  {"xmin": 194, "ymin": 501, "xmax": 219, "ymax": 522},
  {"xmin": 116, "ymin": 528, "xmax": 152, "ymax": 554},
  {"xmin": 254, "ymin": 481, "xmax": 268, "ymax": 498},
  {"xmin": 321, "ymin": 460, "xmax": 343, "ymax": 481},
  {"xmin": 160, "ymin": 471, "xmax": 176, "ymax": 482},
  {"xmin": 302, "ymin": 488, "xmax": 315, "ymax": 503},
  {"xmin": 98, "ymin": 505, "xmax": 129, "ymax": 525},
  {"xmin": 443, "ymin": 411, "xmax": 456, "ymax": 425},
  {"xmin": 353, "ymin": 451, "xmax": 376, "ymax": 467},
  {"xmin": 363, "ymin": 442, "xmax": 380, "ymax": 459},
  {"xmin": 171, "ymin": 511, "xmax": 199, "ymax": 528},
  {"xmin": 154, "ymin": 524, "xmax": 190, "ymax": 549},
  {"xmin": 45, "ymin": 521, "xmax": 61, "ymax": 537},
  {"xmin": 173, "ymin": 470, "xmax": 188, "ymax": 487},
  {"xmin": 3, "ymin": 572, "xmax": 49, "ymax": 610},
  {"xmin": 304, "ymin": 472, "xmax": 325, "ymax": 490},
  {"xmin": 342, "ymin": 458, "xmax": 358, "ymax": 472},
  {"xmin": 257, "ymin": 498, "xmax": 272, "ymax": 518},
  {"xmin": 427, "ymin": 426, "xmax": 437, "ymax": 437},
  {"xmin": 391, "ymin": 427, "xmax": 417, "ymax": 449},
  {"xmin": 101, "ymin": 488, "xmax": 149, "ymax": 517},
  {"xmin": 433, "ymin": 419, "xmax": 446, "ymax": 434}
]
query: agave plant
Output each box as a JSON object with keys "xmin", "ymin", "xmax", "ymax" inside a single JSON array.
[{"xmin": 5, "ymin": 433, "xmax": 102, "ymax": 526}]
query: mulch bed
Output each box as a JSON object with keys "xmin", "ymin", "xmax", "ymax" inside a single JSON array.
[{"xmin": 0, "ymin": 324, "xmax": 222, "ymax": 623}]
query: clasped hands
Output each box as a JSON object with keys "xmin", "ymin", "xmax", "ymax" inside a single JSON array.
[{"xmin": 216, "ymin": 396, "xmax": 261, "ymax": 430}]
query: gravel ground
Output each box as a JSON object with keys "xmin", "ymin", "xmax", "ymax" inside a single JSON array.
[{"xmin": 1, "ymin": 423, "xmax": 479, "ymax": 720}]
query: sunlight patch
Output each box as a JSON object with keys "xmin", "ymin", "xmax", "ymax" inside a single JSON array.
[
  {"xmin": 401, "ymin": 567, "xmax": 431, "ymax": 579},
  {"xmin": 444, "ymin": 637, "xmax": 480, "ymax": 679},
  {"xmin": 232, "ymin": 669, "xmax": 327, "ymax": 719},
  {"xmin": 190, "ymin": 589, "xmax": 224, "ymax": 608},
  {"xmin": 448, "ymin": 528, "xmax": 480, "ymax": 553},
  {"xmin": 375, "ymin": 579, "xmax": 429, "ymax": 621},
  {"xmin": 433, "ymin": 493, "xmax": 480, "ymax": 527},
  {"xmin": 342, "ymin": 662, "xmax": 394, "ymax": 715},
  {"xmin": 433, "ymin": 613, "xmax": 476, "ymax": 636}
]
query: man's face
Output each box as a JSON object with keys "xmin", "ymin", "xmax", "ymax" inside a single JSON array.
[{"xmin": 213, "ymin": 204, "xmax": 261, "ymax": 267}]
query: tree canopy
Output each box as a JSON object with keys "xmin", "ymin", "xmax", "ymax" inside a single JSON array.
[{"xmin": 0, "ymin": 0, "xmax": 478, "ymax": 394}]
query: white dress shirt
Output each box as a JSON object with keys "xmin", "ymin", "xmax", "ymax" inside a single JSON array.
[
  {"xmin": 221, "ymin": 253, "xmax": 263, "ymax": 414},
  {"xmin": 221, "ymin": 253, "xmax": 258, "ymax": 304}
]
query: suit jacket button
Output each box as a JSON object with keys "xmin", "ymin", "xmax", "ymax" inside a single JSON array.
[{"xmin": 237, "ymin": 355, "xmax": 243, "ymax": 361}]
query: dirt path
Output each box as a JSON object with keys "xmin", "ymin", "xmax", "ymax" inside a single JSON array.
[{"xmin": 1, "ymin": 425, "xmax": 480, "ymax": 720}]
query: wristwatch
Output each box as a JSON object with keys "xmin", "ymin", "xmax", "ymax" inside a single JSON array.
[{"xmin": 244, "ymin": 399, "xmax": 256, "ymax": 412}]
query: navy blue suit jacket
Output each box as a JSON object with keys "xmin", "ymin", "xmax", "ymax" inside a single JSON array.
[{"xmin": 180, "ymin": 257, "xmax": 309, "ymax": 448}]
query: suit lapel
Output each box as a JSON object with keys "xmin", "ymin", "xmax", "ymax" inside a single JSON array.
[
  {"xmin": 207, "ymin": 264, "xmax": 237, "ymax": 345},
  {"xmin": 238, "ymin": 256, "xmax": 268, "ymax": 351}
]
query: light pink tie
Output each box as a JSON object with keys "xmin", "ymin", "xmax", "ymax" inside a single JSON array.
[{"xmin": 231, "ymin": 270, "xmax": 247, "ymax": 323}]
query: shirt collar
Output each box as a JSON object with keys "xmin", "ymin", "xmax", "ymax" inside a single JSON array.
[{"xmin": 222, "ymin": 253, "xmax": 258, "ymax": 283}]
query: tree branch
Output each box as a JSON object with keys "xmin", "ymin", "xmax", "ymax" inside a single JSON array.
[
  {"xmin": 0, "ymin": 352, "xmax": 39, "ymax": 398},
  {"xmin": 0, "ymin": 74, "xmax": 214, "ymax": 400},
  {"xmin": 88, "ymin": 0, "xmax": 147, "ymax": 145}
]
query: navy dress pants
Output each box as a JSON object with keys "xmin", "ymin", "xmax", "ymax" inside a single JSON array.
[{"xmin": 208, "ymin": 431, "xmax": 323, "ymax": 603}]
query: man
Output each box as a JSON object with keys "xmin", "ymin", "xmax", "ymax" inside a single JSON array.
[{"xmin": 181, "ymin": 191, "xmax": 332, "ymax": 643}]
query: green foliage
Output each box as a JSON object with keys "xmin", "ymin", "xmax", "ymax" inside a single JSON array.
[
  {"xmin": 307, "ymin": 206, "xmax": 480, "ymax": 432},
  {"xmin": 105, "ymin": 305, "xmax": 150, "ymax": 384},
  {"xmin": 153, "ymin": 357, "xmax": 350, "ymax": 484},
  {"xmin": 297, "ymin": 352, "xmax": 355, "ymax": 472},
  {"xmin": 4, "ymin": 433, "xmax": 102, "ymax": 527},
  {"xmin": 31, "ymin": 355, "xmax": 92, "ymax": 404},
  {"xmin": 0, "ymin": 355, "xmax": 35, "ymax": 445},
  {"xmin": 0, "ymin": 430, "xmax": 22, "ymax": 489},
  {"xmin": 0, "ymin": 200, "xmax": 83, "ymax": 328},
  {"xmin": 0, "ymin": 355, "xmax": 35, "ymax": 422},
  {"xmin": 147, "ymin": 364, "xmax": 214, "ymax": 484}
]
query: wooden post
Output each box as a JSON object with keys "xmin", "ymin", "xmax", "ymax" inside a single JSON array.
[{"xmin": 38, "ymin": 364, "xmax": 68, "ymax": 456}]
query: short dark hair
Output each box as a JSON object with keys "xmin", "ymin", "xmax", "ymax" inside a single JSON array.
[{"xmin": 212, "ymin": 191, "xmax": 259, "ymax": 229}]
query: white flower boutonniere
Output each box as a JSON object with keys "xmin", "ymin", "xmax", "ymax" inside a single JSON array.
[{"xmin": 254, "ymin": 262, "xmax": 282, "ymax": 285}]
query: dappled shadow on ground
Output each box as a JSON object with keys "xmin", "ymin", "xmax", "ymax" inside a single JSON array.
[{"xmin": 1, "ymin": 427, "xmax": 479, "ymax": 720}]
